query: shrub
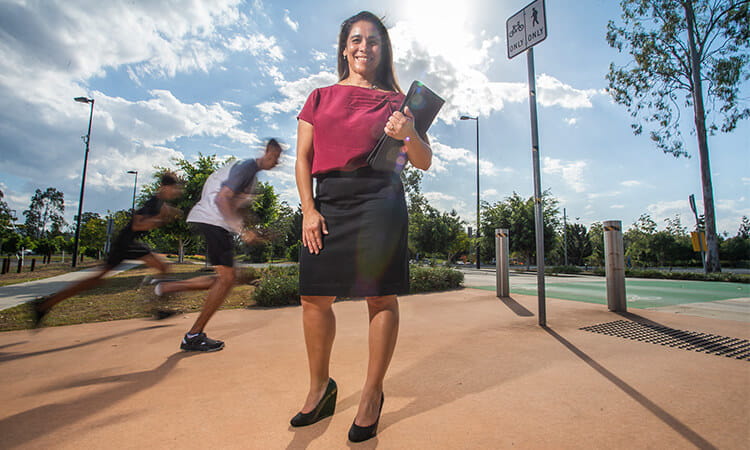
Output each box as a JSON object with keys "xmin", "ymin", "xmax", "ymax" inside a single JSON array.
[
  {"xmin": 286, "ymin": 241, "xmax": 301, "ymax": 262},
  {"xmin": 236, "ymin": 266, "xmax": 262, "ymax": 285},
  {"xmin": 624, "ymin": 269, "xmax": 749, "ymax": 283},
  {"xmin": 547, "ymin": 265, "xmax": 582, "ymax": 275},
  {"xmin": 252, "ymin": 265, "xmax": 300, "ymax": 307},
  {"xmin": 584, "ymin": 267, "xmax": 748, "ymax": 283},
  {"xmin": 409, "ymin": 265, "xmax": 464, "ymax": 294},
  {"xmin": 250, "ymin": 264, "xmax": 466, "ymax": 306}
]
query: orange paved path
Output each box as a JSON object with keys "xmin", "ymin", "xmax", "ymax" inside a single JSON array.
[{"xmin": 1, "ymin": 289, "xmax": 748, "ymax": 449}]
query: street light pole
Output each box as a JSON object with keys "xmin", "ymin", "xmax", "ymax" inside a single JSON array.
[
  {"xmin": 460, "ymin": 115, "xmax": 481, "ymax": 269},
  {"xmin": 127, "ymin": 170, "xmax": 138, "ymax": 212},
  {"xmin": 72, "ymin": 96, "xmax": 94, "ymax": 268}
]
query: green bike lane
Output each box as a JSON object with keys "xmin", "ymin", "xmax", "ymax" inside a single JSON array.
[{"xmin": 472, "ymin": 275, "xmax": 749, "ymax": 321}]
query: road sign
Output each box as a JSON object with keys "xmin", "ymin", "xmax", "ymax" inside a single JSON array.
[
  {"xmin": 507, "ymin": 0, "xmax": 548, "ymax": 59},
  {"xmin": 691, "ymin": 231, "xmax": 706, "ymax": 252}
]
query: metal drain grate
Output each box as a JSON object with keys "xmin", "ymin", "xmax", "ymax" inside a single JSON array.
[{"xmin": 580, "ymin": 320, "xmax": 750, "ymax": 361}]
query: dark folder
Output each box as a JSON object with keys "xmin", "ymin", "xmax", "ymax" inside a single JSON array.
[{"xmin": 367, "ymin": 81, "xmax": 445, "ymax": 173}]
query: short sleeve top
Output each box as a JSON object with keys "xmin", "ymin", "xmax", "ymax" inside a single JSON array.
[
  {"xmin": 298, "ymin": 84, "xmax": 404, "ymax": 175},
  {"xmin": 116, "ymin": 196, "xmax": 163, "ymax": 244},
  {"xmin": 186, "ymin": 159, "xmax": 259, "ymax": 231}
]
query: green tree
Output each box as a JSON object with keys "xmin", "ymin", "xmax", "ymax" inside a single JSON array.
[
  {"xmin": 586, "ymin": 222, "xmax": 605, "ymax": 267},
  {"xmin": 0, "ymin": 190, "xmax": 19, "ymax": 255},
  {"xmin": 738, "ymin": 215, "xmax": 750, "ymax": 239},
  {"xmin": 245, "ymin": 182, "xmax": 290, "ymax": 262},
  {"xmin": 143, "ymin": 155, "xmax": 222, "ymax": 262},
  {"xmin": 480, "ymin": 191, "xmax": 560, "ymax": 265},
  {"xmin": 411, "ymin": 206, "xmax": 465, "ymax": 263},
  {"xmin": 607, "ymin": 0, "xmax": 749, "ymax": 272},
  {"xmin": 565, "ymin": 223, "xmax": 593, "ymax": 266},
  {"xmin": 624, "ymin": 213, "xmax": 659, "ymax": 266},
  {"xmin": 23, "ymin": 187, "xmax": 66, "ymax": 239},
  {"xmin": 79, "ymin": 212, "xmax": 107, "ymax": 258},
  {"xmin": 0, "ymin": 190, "xmax": 15, "ymax": 231},
  {"xmin": 720, "ymin": 217, "xmax": 750, "ymax": 265}
]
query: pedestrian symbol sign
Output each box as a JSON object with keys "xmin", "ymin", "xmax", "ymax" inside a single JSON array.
[{"xmin": 507, "ymin": 0, "xmax": 548, "ymax": 59}]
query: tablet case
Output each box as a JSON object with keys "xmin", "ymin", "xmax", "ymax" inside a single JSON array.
[{"xmin": 367, "ymin": 81, "xmax": 445, "ymax": 173}]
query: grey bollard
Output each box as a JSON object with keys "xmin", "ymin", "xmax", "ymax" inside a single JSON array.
[
  {"xmin": 603, "ymin": 220, "xmax": 626, "ymax": 312},
  {"xmin": 496, "ymin": 228, "xmax": 510, "ymax": 297}
]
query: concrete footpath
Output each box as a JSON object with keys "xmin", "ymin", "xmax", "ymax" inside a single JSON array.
[
  {"xmin": 0, "ymin": 289, "xmax": 748, "ymax": 449},
  {"xmin": 0, "ymin": 262, "xmax": 143, "ymax": 311}
]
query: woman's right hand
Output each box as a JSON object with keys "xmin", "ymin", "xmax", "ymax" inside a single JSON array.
[{"xmin": 302, "ymin": 208, "xmax": 328, "ymax": 254}]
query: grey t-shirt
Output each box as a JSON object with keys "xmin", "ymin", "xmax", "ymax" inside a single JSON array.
[{"xmin": 186, "ymin": 159, "xmax": 260, "ymax": 231}]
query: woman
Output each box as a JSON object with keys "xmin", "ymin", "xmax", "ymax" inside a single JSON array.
[{"xmin": 292, "ymin": 11, "xmax": 432, "ymax": 443}]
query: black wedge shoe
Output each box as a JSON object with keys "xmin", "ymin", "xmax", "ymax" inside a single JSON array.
[
  {"xmin": 348, "ymin": 393, "xmax": 384, "ymax": 443},
  {"xmin": 290, "ymin": 378, "xmax": 338, "ymax": 427}
]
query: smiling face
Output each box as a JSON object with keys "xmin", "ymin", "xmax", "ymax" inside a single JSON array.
[{"xmin": 342, "ymin": 20, "xmax": 382, "ymax": 81}]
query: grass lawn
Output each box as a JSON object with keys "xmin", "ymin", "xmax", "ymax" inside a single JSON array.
[
  {"xmin": 0, "ymin": 259, "xmax": 100, "ymax": 287},
  {"xmin": 0, "ymin": 264, "xmax": 258, "ymax": 332}
]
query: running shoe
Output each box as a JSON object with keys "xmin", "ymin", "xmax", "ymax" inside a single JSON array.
[
  {"xmin": 180, "ymin": 333, "xmax": 224, "ymax": 352},
  {"xmin": 153, "ymin": 308, "xmax": 180, "ymax": 320}
]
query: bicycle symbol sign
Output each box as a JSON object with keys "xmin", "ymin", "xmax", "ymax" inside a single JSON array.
[
  {"xmin": 508, "ymin": 21, "xmax": 525, "ymax": 38},
  {"xmin": 506, "ymin": 0, "xmax": 548, "ymax": 59}
]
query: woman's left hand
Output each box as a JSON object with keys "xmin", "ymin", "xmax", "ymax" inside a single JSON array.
[{"xmin": 385, "ymin": 106, "xmax": 417, "ymax": 142}]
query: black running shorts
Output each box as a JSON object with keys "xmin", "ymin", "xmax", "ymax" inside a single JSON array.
[{"xmin": 194, "ymin": 223, "xmax": 234, "ymax": 267}]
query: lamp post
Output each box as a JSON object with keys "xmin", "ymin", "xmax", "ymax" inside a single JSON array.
[
  {"xmin": 127, "ymin": 170, "xmax": 138, "ymax": 212},
  {"xmin": 72, "ymin": 96, "xmax": 94, "ymax": 268},
  {"xmin": 460, "ymin": 115, "xmax": 480, "ymax": 269}
]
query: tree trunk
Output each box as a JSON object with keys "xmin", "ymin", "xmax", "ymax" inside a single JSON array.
[{"xmin": 684, "ymin": 1, "xmax": 721, "ymax": 273}]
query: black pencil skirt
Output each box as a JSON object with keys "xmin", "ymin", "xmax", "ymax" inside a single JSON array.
[{"xmin": 299, "ymin": 168, "xmax": 409, "ymax": 297}]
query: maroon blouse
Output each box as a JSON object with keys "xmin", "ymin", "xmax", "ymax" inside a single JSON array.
[{"xmin": 298, "ymin": 84, "xmax": 405, "ymax": 175}]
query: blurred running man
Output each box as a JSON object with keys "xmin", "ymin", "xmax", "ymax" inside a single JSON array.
[
  {"xmin": 155, "ymin": 139, "xmax": 282, "ymax": 352},
  {"xmin": 32, "ymin": 172, "xmax": 184, "ymax": 326}
]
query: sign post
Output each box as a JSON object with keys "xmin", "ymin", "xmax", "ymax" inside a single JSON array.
[{"xmin": 507, "ymin": 0, "xmax": 548, "ymax": 326}]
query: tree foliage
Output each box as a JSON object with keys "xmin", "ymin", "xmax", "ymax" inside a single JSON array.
[
  {"xmin": 23, "ymin": 187, "xmax": 66, "ymax": 239},
  {"xmin": 607, "ymin": 0, "xmax": 749, "ymax": 156},
  {"xmin": 564, "ymin": 223, "xmax": 593, "ymax": 266},
  {"xmin": 480, "ymin": 191, "xmax": 560, "ymax": 265},
  {"xmin": 607, "ymin": 0, "xmax": 749, "ymax": 272}
]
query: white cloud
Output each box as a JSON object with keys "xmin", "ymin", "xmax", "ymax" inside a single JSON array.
[
  {"xmin": 0, "ymin": 1, "xmax": 243, "ymax": 84},
  {"xmin": 621, "ymin": 180, "xmax": 641, "ymax": 187},
  {"xmin": 226, "ymin": 33, "xmax": 284, "ymax": 61},
  {"xmin": 427, "ymin": 139, "xmax": 509, "ymax": 177},
  {"xmin": 283, "ymin": 9, "xmax": 299, "ymax": 32},
  {"xmin": 564, "ymin": 117, "xmax": 578, "ymax": 126},
  {"xmin": 742, "ymin": 177, "xmax": 750, "ymax": 185},
  {"xmin": 536, "ymin": 74, "xmax": 603, "ymax": 109},
  {"xmin": 542, "ymin": 157, "xmax": 587, "ymax": 192},
  {"xmin": 311, "ymin": 50, "xmax": 328, "ymax": 61},
  {"xmin": 424, "ymin": 192, "xmax": 456, "ymax": 202},
  {"xmin": 610, "ymin": 205, "xmax": 625, "ymax": 209},
  {"xmin": 256, "ymin": 71, "xmax": 338, "ymax": 115},
  {"xmin": 647, "ymin": 200, "xmax": 688, "ymax": 218}
]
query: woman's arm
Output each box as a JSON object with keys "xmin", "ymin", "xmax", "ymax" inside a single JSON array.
[
  {"xmin": 295, "ymin": 119, "xmax": 328, "ymax": 254},
  {"xmin": 384, "ymin": 106, "xmax": 432, "ymax": 170}
]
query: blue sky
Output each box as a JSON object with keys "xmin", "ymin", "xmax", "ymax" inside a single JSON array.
[{"xmin": 1, "ymin": 0, "xmax": 748, "ymax": 235}]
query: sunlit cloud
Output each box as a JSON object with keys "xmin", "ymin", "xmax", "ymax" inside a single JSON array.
[
  {"xmin": 283, "ymin": 9, "xmax": 299, "ymax": 32},
  {"xmin": 542, "ymin": 157, "xmax": 587, "ymax": 193}
]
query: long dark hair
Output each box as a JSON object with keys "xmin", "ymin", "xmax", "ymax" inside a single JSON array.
[{"xmin": 337, "ymin": 11, "xmax": 401, "ymax": 93}]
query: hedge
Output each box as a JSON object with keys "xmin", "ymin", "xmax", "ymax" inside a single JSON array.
[
  {"xmin": 251, "ymin": 265, "xmax": 465, "ymax": 307},
  {"xmin": 587, "ymin": 267, "xmax": 748, "ymax": 283}
]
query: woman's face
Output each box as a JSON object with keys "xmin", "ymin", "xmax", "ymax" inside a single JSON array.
[{"xmin": 343, "ymin": 20, "xmax": 382, "ymax": 79}]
